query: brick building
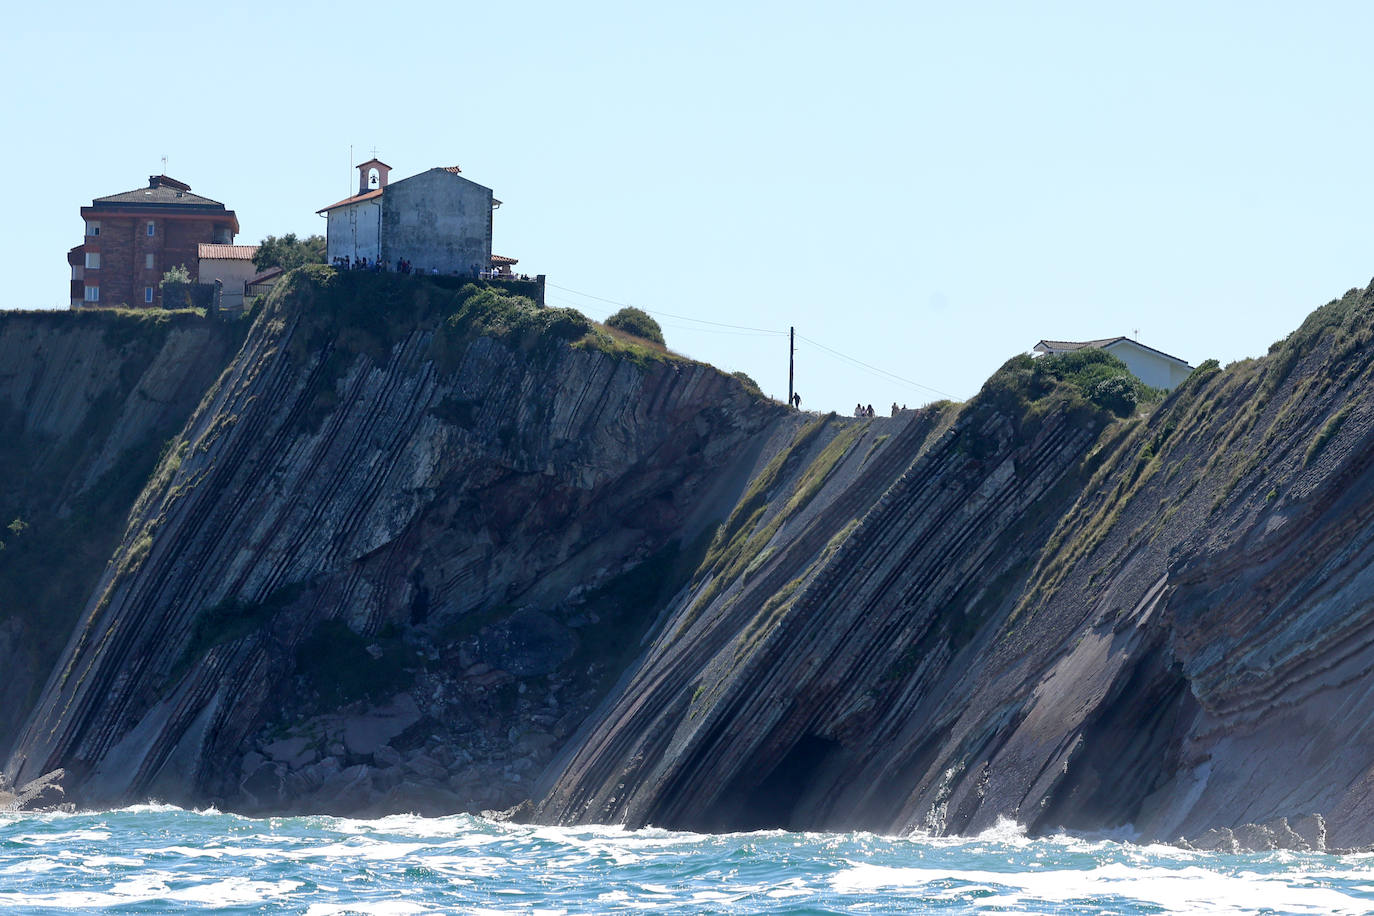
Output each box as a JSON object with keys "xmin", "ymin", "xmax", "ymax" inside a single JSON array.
[{"xmin": 70, "ymin": 175, "xmax": 239, "ymax": 308}]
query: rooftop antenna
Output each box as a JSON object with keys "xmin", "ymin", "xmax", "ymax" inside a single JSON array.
[
  {"xmin": 1133, "ymin": 327, "xmax": 1140, "ymax": 341},
  {"xmin": 160, "ymin": 154, "xmax": 168, "ymax": 175}
]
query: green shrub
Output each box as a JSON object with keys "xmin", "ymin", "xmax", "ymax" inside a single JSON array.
[
  {"xmin": 1022, "ymin": 349, "xmax": 1162, "ymax": 416},
  {"xmin": 1088, "ymin": 375, "xmax": 1139, "ymax": 418},
  {"xmin": 731, "ymin": 370, "xmax": 763, "ymax": 396},
  {"xmin": 160, "ymin": 264, "xmax": 194, "ymax": 309},
  {"xmin": 605, "ymin": 307, "xmax": 665, "ymax": 346}
]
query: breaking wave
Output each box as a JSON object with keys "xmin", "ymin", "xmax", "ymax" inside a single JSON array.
[{"xmin": 1, "ymin": 807, "xmax": 1371, "ymax": 913}]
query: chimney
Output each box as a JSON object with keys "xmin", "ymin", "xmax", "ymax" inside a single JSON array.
[{"xmin": 149, "ymin": 175, "xmax": 192, "ymax": 192}]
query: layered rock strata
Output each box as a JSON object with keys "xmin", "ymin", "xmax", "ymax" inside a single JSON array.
[
  {"xmin": 3, "ymin": 271, "xmax": 780, "ymax": 812},
  {"xmin": 538, "ymin": 281, "xmax": 1374, "ymax": 847},
  {"xmin": 0, "ymin": 310, "xmax": 241, "ymax": 758},
  {"xmin": 11, "ymin": 271, "xmax": 1374, "ymax": 848}
]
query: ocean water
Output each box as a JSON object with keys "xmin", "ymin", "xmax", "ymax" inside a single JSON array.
[{"xmin": 1, "ymin": 807, "xmax": 1372, "ymax": 914}]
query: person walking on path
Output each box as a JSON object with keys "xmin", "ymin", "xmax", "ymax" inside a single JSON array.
[{"xmin": 792, "ymin": 391, "xmax": 802, "ymax": 410}]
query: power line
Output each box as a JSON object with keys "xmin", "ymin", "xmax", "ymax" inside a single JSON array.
[
  {"xmin": 796, "ymin": 334, "xmax": 962, "ymax": 401},
  {"xmin": 546, "ymin": 281, "xmax": 961, "ymax": 401}
]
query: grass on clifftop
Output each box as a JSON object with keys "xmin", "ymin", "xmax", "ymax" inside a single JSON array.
[
  {"xmin": 1004, "ymin": 280, "xmax": 1374, "ymax": 636},
  {"xmin": 980, "ymin": 349, "xmax": 1164, "ymax": 420},
  {"xmin": 268, "ymin": 266, "xmax": 696, "ymax": 376}
]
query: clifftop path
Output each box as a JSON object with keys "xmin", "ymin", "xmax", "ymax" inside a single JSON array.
[{"xmin": 7, "ymin": 270, "xmax": 1374, "ymax": 848}]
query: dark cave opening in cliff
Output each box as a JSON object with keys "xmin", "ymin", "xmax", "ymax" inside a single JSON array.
[{"xmin": 703, "ymin": 734, "xmax": 843, "ymax": 833}]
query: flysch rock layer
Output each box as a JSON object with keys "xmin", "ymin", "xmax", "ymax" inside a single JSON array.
[
  {"xmin": 0, "ymin": 310, "xmax": 242, "ymax": 758},
  {"xmin": 10, "ymin": 270, "xmax": 1374, "ymax": 847},
  {"xmin": 536, "ymin": 279, "xmax": 1374, "ymax": 847},
  {"xmin": 2, "ymin": 271, "xmax": 784, "ymax": 814}
]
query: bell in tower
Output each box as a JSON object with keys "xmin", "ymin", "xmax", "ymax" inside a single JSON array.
[{"xmin": 356, "ymin": 157, "xmax": 392, "ymax": 195}]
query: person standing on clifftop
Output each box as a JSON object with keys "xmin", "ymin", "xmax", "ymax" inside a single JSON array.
[{"xmin": 792, "ymin": 392, "xmax": 802, "ymax": 410}]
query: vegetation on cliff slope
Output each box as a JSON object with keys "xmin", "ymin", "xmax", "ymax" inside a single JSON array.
[
  {"xmin": 267, "ymin": 267, "xmax": 762, "ymax": 423},
  {"xmin": 0, "ymin": 311, "xmax": 242, "ymax": 753},
  {"xmin": 1010, "ymin": 280, "xmax": 1374, "ymax": 633},
  {"xmin": 269, "ymin": 265, "xmax": 696, "ymax": 373},
  {"xmin": 253, "ymin": 233, "xmax": 327, "ymax": 272},
  {"xmin": 605, "ymin": 307, "xmax": 666, "ymax": 347}
]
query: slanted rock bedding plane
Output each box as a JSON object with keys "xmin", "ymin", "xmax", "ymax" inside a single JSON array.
[{"xmin": 6, "ymin": 269, "xmax": 1374, "ymax": 849}]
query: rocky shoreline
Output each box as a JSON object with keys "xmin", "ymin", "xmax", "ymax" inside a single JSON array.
[{"xmin": 9, "ymin": 271, "xmax": 1374, "ymax": 848}]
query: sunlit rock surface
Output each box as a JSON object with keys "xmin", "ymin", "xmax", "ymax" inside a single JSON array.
[{"xmin": 8, "ymin": 270, "xmax": 1374, "ymax": 847}]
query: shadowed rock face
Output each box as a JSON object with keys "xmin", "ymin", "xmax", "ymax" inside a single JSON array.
[
  {"xmin": 11, "ymin": 270, "xmax": 1374, "ymax": 845},
  {"xmin": 535, "ymin": 279, "xmax": 1374, "ymax": 845},
  {"xmin": 2, "ymin": 271, "xmax": 781, "ymax": 812},
  {"xmin": 0, "ymin": 311, "xmax": 242, "ymax": 760}
]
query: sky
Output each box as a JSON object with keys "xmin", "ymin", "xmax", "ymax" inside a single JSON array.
[{"xmin": 5, "ymin": 1, "xmax": 1374, "ymax": 413}]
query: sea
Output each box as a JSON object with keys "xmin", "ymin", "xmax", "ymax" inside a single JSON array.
[{"xmin": 1, "ymin": 806, "xmax": 1372, "ymax": 914}]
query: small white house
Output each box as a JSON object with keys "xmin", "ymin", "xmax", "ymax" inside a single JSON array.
[
  {"xmin": 197, "ymin": 243, "xmax": 260, "ymax": 311},
  {"xmin": 317, "ymin": 159, "xmax": 496, "ymax": 276},
  {"xmin": 1034, "ymin": 337, "xmax": 1193, "ymax": 391}
]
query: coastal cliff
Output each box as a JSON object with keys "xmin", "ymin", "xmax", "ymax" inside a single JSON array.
[
  {"xmin": 0, "ymin": 310, "xmax": 241, "ymax": 759},
  {"xmin": 8, "ymin": 269, "xmax": 1374, "ymax": 848},
  {"xmin": 2, "ymin": 269, "xmax": 782, "ymax": 814},
  {"xmin": 538, "ymin": 279, "xmax": 1374, "ymax": 848}
]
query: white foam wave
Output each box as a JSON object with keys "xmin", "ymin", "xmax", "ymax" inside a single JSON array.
[
  {"xmin": 9, "ymin": 829, "xmax": 111, "ymax": 845},
  {"xmin": 304, "ymin": 903, "xmax": 435, "ymax": 915},
  {"xmin": 829, "ymin": 861, "xmax": 1370, "ymax": 914},
  {"xmin": 0, "ymin": 875, "xmax": 302, "ymax": 910}
]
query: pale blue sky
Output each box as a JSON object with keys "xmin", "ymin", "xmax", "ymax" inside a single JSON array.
[{"xmin": 5, "ymin": 1, "xmax": 1372, "ymax": 412}]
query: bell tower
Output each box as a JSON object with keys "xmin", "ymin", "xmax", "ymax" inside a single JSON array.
[{"xmin": 356, "ymin": 158, "xmax": 392, "ymax": 195}]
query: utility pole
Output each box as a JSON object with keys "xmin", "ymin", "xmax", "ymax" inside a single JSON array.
[{"xmin": 788, "ymin": 326, "xmax": 795, "ymax": 408}]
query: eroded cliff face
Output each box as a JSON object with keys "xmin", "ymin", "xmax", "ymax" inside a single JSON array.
[
  {"xmin": 536, "ymin": 279, "xmax": 1374, "ymax": 848},
  {"xmin": 2, "ymin": 270, "xmax": 782, "ymax": 814},
  {"xmin": 0, "ymin": 310, "xmax": 242, "ymax": 760},
  {"xmin": 11, "ymin": 270, "xmax": 1374, "ymax": 847}
]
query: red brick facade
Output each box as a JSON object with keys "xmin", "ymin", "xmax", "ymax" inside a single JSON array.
[{"xmin": 74, "ymin": 176, "xmax": 238, "ymax": 308}]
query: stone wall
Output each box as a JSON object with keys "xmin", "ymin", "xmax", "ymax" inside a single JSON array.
[
  {"xmin": 326, "ymin": 200, "xmax": 382, "ymax": 265},
  {"xmin": 381, "ymin": 170, "xmax": 492, "ymax": 276}
]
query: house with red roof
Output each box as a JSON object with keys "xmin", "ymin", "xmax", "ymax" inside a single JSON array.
[
  {"xmin": 70, "ymin": 175, "xmax": 239, "ymax": 308},
  {"xmin": 197, "ymin": 244, "xmax": 261, "ymax": 311},
  {"xmin": 1034, "ymin": 336, "xmax": 1194, "ymax": 390},
  {"xmin": 317, "ymin": 160, "xmax": 500, "ymax": 277}
]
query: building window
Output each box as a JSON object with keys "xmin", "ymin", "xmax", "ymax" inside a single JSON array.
[
  {"xmin": 84, "ymin": 286, "xmax": 99, "ymax": 303},
  {"xmin": 144, "ymin": 287, "xmax": 155, "ymax": 304},
  {"xmin": 85, "ymin": 221, "xmax": 100, "ymax": 237},
  {"xmin": 145, "ymin": 253, "xmax": 154, "ymax": 270},
  {"xmin": 84, "ymin": 252, "xmax": 100, "ymax": 270},
  {"xmin": 71, "ymin": 266, "xmax": 80, "ymax": 280},
  {"xmin": 147, "ymin": 221, "xmax": 156, "ymax": 237}
]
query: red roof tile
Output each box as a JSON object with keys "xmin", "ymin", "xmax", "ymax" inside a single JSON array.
[
  {"xmin": 198, "ymin": 243, "xmax": 258, "ymax": 260},
  {"xmin": 316, "ymin": 188, "xmax": 384, "ymax": 213}
]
